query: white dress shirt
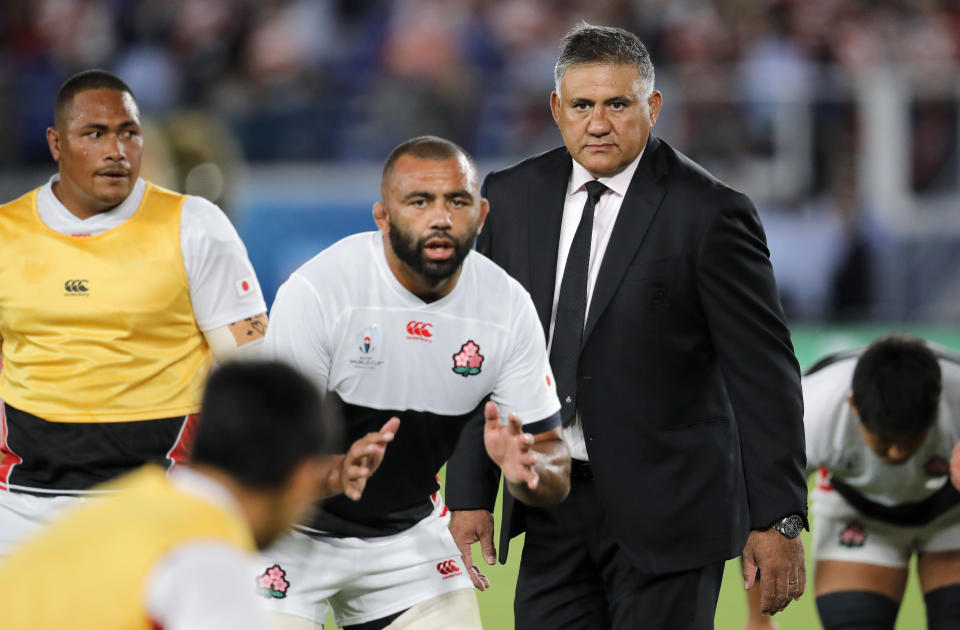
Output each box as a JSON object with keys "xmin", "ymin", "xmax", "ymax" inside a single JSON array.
[{"xmin": 548, "ymin": 150, "xmax": 645, "ymax": 461}]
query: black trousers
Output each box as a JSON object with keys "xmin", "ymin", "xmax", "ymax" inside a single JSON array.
[{"xmin": 515, "ymin": 470, "xmax": 724, "ymax": 630}]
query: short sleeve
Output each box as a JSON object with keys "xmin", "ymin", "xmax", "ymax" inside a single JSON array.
[
  {"xmin": 180, "ymin": 196, "xmax": 267, "ymax": 331},
  {"xmin": 490, "ymin": 287, "xmax": 561, "ymax": 435},
  {"xmin": 802, "ymin": 366, "xmax": 849, "ymax": 477},
  {"xmin": 262, "ymin": 275, "xmax": 331, "ymax": 393},
  {"xmin": 144, "ymin": 542, "xmax": 267, "ymax": 630}
]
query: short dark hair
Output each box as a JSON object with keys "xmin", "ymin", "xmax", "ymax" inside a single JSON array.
[
  {"xmin": 852, "ymin": 335, "xmax": 942, "ymax": 436},
  {"xmin": 555, "ymin": 22, "xmax": 655, "ymax": 96},
  {"xmin": 54, "ymin": 69, "xmax": 135, "ymax": 128},
  {"xmin": 381, "ymin": 135, "xmax": 476, "ymax": 190},
  {"xmin": 191, "ymin": 361, "xmax": 343, "ymax": 489}
]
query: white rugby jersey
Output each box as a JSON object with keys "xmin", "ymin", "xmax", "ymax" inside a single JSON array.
[
  {"xmin": 805, "ymin": 349, "xmax": 960, "ymax": 510},
  {"xmin": 264, "ymin": 231, "xmax": 560, "ymax": 536}
]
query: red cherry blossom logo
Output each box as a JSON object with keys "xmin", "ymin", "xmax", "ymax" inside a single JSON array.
[
  {"xmin": 452, "ymin": 340, "xmax": 484, "ymax": 377},
  {"xmin": 839, "ymin": 521, "xmax": 867, "ymax": 548},
  {"xmin": 257, "ymin": 564, "xmax": 290, "ymax": 599}
]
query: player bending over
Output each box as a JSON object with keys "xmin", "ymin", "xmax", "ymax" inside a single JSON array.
[{"xmin": 746, "ymin": 335, "xmax": 960, "ymax": 630}]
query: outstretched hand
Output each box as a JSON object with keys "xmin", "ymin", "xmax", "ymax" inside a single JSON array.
[
  {"xmin": 482, "ymin": 401, "xmax": 538, "ymax": 490},
  {"xmin": 336, "ymin": 417, "xmax": 400, "ymax": 501}
]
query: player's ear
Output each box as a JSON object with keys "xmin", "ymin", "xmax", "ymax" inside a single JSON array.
[
  {"xmin": 47, "ymin": 127, "xmax": 62, "ymax": 162},
  {"xmin": 372, "ymin": 201, "xmax": 389, "ymax": 233},
  {"xmin": 477, "ymin": 198, "xmax": 489, "ymax": 233}
]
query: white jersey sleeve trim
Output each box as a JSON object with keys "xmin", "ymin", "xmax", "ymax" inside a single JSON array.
[
  {"xmin": 180, "ymin": 196, "xmax": 267, "ymax": 332},
  {"xmin": 144, "ymin": 541, "xmax": 267, "ymax": 630}
]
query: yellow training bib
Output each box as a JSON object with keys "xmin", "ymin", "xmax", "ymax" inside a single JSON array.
[{"xmin": 0, "ymin": 183, "xmax": 211, "ymax": 421}]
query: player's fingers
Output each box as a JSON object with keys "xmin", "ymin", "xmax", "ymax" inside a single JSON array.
[
  {"xmin": 363, "ymin": 428, "xmax": 396, "ymax": 447},
  {"xmin": 343, "ymin": 466, "xmax": 371, "ymax": 498},
  {"xmin": 378, "ymin": 416, "xmax": 400, "ymax": 439},
  {"xmin": 475, "ymin": 566, "xmax": 490, "ymax": 590},
  {"xmin": 511, "ymin": 462, "xmax": 538, "ymax": 487},
  {"xmin": 526, "ymin": 469, "xmax": 540, "ymax": 490},
  {"xmin": 453, "ymin": 536, "xmax": 475, "ymax": 570},
  {"xmin": 479, "ymin": 527, "xmax": 497, "ymax": 566},
  {"xmin": 742, "ymin": 556, "xmax": 758, "ymax": 590},
  {"xmin": 343, "ymin": 476, "xmax": 366, "ymax": 501},
  {"xmin": 363, "ymin": 443, "xmax": 389, "ymax": 470},
  {"xmin": 796, "ymin": 562, "xmax": 807, "ymax": 599},
  {"xmin": 484, "ymin": 401, "xmax": 500, "ymax": 425},
  {"xmin": 469, "ymin": 565, "xmax": 489, "ymax": 591},
  {"xmin": 507, "ymin": 413, "xmax": 524, "ymax": 435},
  {"xmin": 451, "ymin": 536, "xmax": 484, "ymax": 590}
]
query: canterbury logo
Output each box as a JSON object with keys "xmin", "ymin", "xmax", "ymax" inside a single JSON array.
[
  {"xmin": 64, "ymin": 279, "xmax": 89, "ymax": 293},
  {"xmin": 406, "ymin": 321, "xmax": 433, "ymax": 338},
  {"xmin": 436, "ymin": 560, "xmax": 460, "ymax": 575}
]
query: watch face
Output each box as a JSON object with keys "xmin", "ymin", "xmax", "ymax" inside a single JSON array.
[{"xmin": 778, "ymin": 515, "xmax": 804, "ymax": 538}]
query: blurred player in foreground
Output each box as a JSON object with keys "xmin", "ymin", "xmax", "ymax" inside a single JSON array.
[
  {"xmin": 746, "ymin": 335, "xmax": 960, "ymax": 630},
  {"xmin": 258, "ymin": 135, "xmax": 571, "ymax": 630},
  {"xmin": 0, "ymin": 69, "xmax": 270, "ymax": 554},
  {"xmin": 0, "ymin": 360, "xmax": 398, "ymax": 630}
]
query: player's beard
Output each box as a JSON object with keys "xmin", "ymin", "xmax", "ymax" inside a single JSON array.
[{"xmin": 388, "ymin": 220, "xmax": 476, "ymax": 281}]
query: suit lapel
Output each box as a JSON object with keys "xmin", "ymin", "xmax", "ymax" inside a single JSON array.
[
  {"xmin": 582, "ymin": 136, "xmax": 669, "ymax": 346},
  {"xmin": 526, "ymin": 151, "xmax": 572, "ymax": 340}
]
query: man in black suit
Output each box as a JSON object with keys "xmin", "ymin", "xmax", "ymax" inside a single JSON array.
[{"xmin": 446, "ymin": 22, "xmax": 808, "ymax": 629}]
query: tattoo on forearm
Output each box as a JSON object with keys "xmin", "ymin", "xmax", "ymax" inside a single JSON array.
[{"xmin": 228, "ymin": 313, "xmax": 268, "ymax": 346}]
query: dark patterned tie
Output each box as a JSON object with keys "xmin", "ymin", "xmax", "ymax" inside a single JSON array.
[{"xmin": 550, "ymin": 180, "xmax": 607, "ymax": 426}]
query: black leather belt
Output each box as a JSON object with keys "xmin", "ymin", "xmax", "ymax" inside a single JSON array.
[{"xmin": 570, "ymin": 459, "xmax": 593, "ymax": 481}]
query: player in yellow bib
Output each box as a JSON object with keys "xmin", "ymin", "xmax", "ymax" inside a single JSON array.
[
  {"xmin": 0, "ymin": 360, "xmax": 398, "ymax": 630},
  {"xmin": 0, "ymin": 70, "xmax": 268, "ymax": 553}
]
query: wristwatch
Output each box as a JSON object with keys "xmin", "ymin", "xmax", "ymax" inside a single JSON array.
[{"xmin": 770, "ymin": 515, "xmax": 804, "ymax": 539}]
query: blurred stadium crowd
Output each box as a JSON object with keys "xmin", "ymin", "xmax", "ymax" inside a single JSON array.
[{"xmin": 2, "ymin": 0, "xmax": 960, "ymax": 322}]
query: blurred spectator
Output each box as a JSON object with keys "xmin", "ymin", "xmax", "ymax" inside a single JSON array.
[{"xmin": 3, "ymin": 0, "xmax": 960, "ymax": 322}]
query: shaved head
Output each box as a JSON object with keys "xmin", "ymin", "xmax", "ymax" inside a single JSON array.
[
  {"xmin": 54, "ymin": 69, "xmax": 135, "ymax": 129},
  {"xmin": 381, "ymin": 136, "xmax": 478, "ymax": 199}
]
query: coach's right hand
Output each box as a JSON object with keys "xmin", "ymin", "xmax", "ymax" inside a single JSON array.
[
  {"xmin": 450, "ymin": 510, "xmax": 494, "ymax": 591},
  {"xmin": 328, "ymin": 417, "xmax": 400, "ymax": 501}
]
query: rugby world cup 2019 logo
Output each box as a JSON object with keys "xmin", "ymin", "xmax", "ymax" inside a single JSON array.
[
  {"xmin": 350, "ymin": 325, "xmax": 384, "ymax": 369},
  {"xmin": 452, "ymin": 340, "xmax": 484, "ymax": 377},
  {"xmin": 357, "ymin": 325, "xmax": 379, "ymax": 354}
]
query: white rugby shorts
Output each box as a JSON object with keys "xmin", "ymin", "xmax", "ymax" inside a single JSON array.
[
  {"xmin": 0, "ymin": 491, "xmax": 89, "ymax": 558},
  {"xmin": 812, "ymin": 486, "xmax": 960, "ymax": 568},
  {"xmin": 255, "ymin": 500, "xmax": 474, "ymax": 627}
]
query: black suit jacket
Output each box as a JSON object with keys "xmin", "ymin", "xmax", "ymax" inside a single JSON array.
[{"xmin": 446, "ymin": 136, "xmax": 807, "ymax": 574}]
